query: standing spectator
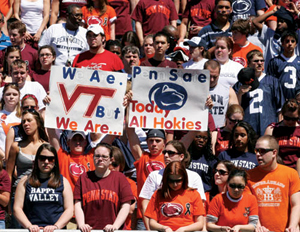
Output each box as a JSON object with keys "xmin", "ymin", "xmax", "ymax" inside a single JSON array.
[
  {"xmin": 13, "ymin": 0, "xmax": 50, "ymax": 47},
  {"xmin": 231, "ymin": 0, "xmax": 265, "ymax": 22},
  {"xmin": 31, "ymin": 45, "xmax": 56, "ymax": 93},
  {"xmin": 198, "ymin": 0, "xmax": 232, "ymax": 52},
  {"xmin": 231, "ymin": 19, "xmax": 263, "ymax": 67},
  {"xmin": 8, "ymin": 21, "xmax": 38, "ymax": 71},
  {"xmin": 246, "ymin": 135, "xmax": 300, "ymax": 232},
  {"xmin": 72, "ymin": 24, "xmax": 123, "ymax": 71},
  {"xmin": 74, "ymin": 143, "xmax": 134, "ymax": 231},
  {"xmin": 234, "ymin": 54, "xmax": 284, "ymax": 136},
  {"xmin": 179, "ymin": 0, "xmax": 215, "ymax": 43},
  {"xmin": 265, "ymin": 99, "xmax": 300, "ymax": 170},
  {"xmin": 39, "ymin": 4, "xmax": 89, "ymax": 66},
  {"xmin": 140, "ymin": 31, "xmax": 177, "ymax": 68},
  {"xmin": 131, "ymin": 0, "xmax": 178, "ymax": 46},
  {"xmin": 182, "ymin": 36, "xmax": 208, "ymax": 69},
  {"xmin": 267, "ymin": 30, "xmax": 300, "ymax": 100},
  {"xmin": 82, "ymin": 0, "xmax": 117, "ymax": 41}
]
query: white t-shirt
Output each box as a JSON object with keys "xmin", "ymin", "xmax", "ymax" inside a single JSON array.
[
  {"xmin": 182, "ymin": 58, "xmax": 208, "ymax": 70},
  {"xmin": 0, "ymin": 81, "xmax": 47, "ymax": 110},
  {"xmin": 0, "ymin": 110, "xmax": 21, "ymax": 152},
  {"xmin": 139, "ymin": 168, "xmax": 206, "ymax": 200},
  {"xmin": 218, "ymin": 59, "xmax": 243, "ymax": 88},
  {"xmin": 21, "ymin": 0, "xmax": 43, "ymax": 34},
  {"xmin": 39, "ymin": 23, "xmax": 89, "ymax": 66}
]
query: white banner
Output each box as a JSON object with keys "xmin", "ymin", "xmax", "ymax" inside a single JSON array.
[
  {"xmin": 128, "ymin": 66, "xmax": 210, "ymax": 131},
  {"xmin": 45, "ymin": 66, "xmax": 127, "ymax": 135}
]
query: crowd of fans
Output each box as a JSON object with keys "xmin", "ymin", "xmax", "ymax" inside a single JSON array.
[{"xmin": 0, "ymin": 0, "xmax": 299, "ymax": 231}]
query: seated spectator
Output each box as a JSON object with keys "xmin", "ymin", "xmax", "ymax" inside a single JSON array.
[
  {"xmin": 140, "ymin": 31, "xmax": 177, "ymax": 68},
  {"xmin": 211, "ymin": 104, "xmax": 244, "ymax": 155},
  {"xmin": 207, "ymin": 168, "xmax": 258, "ymax": 231},
  {"xmin": 72, "ymin": 24, "xmax": 124, "ymax": 71},
  {"xmin": 122, "ymin": 45, "xmax": 140, "ymax": 79},
  {"xmin": 214, "ymin": 36, "xmax": 243, "ymax": 88},
  {"xmin": 145, "ymin": 161, "xmax": 205, "ymax": 232},
  {"xmin": 13, "ymin": 144, "xmax": 73, "ymax": 232},
  {"xmin": 182, "ymin": 36, "xmax": 209, "ymax": 69},
  {"xmin": 82, "ymin": 0, "xmax": 117, "ymax": 40},
  {"xmin": 231, "ymin": 19, "xmax": 263, "ymax": 67},
  {"xmin": 32, "ymin": 45, "xmax": 56, "ymax": 93},
  {"xmin": 140, "ymin": 34, "xmax": 155, "ymax": 62},
  {"xmin": 74, "ymin": 143, "xmax": 134, "ymax": 231},
  {"xmin": 105, "ymin": 39, "xmax": 122, "ymax": 58},
  {"xmin": 218, "ymin": 121, "xmax": 258, "ymax": 170}
]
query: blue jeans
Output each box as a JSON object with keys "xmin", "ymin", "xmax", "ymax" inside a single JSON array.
[
  {"xmin": 0, "ymin": 220, "xmax": 5, "ymax": 229},
  {"xmin": 136, "ymin": 218, "xmax": 146, "ymax": 230}
]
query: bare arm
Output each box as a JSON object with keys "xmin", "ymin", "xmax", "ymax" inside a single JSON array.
[
  {"xmin": 13, "ymin": 0, "xmax": 21, "ymax": 20},
  {"xmin": 50, "ymin": 0, "xmax": 59, "ymax": 25},
  {"xmin": 264, "ymin": 125, "xmax": 274, "ymax": 135},
  {"xmin": 110, "ymin": 22, "xmax": 115, "ymax": 41},
  {"xmin": 176, "ymin": 215, "xmax": 204, "ymax": 232},
  {"xmin": 179, "ymin": 18, "xmax": 188, "ymax": 43},
  {"xmin": 252, "ymin": 6, "xmax": 279, "ymax": 33},
  {"xmin": 75, "ymin": 200, "xmax": 92, "ymax": 232},
  {"xmin": 174, "ymin": 0, "xmax": 179, "ymax": 13},
  {"xmin": 135, "ymin": 21, "xmax": 144, "ymax": 47},
  {"xmin": 47, "ymin": 128, "xmax": 60, "ymax": 151},
  {"xmin": 229, "ymin": 87, "xmax": 239, "ymax": 105},
  {"xmin": 104, "ymin": 201, "xmax": 131, "ymax": 231},
  {"xmin": 33, "ymin": 0, "xmax": 50, "ymax": 41},
  {"xmin": 171, "ymin": 20, "xmax": 177, "ymax": 28},
  {"xmin": 286, "ymin": 192, "xmax": 300, "ymax": 232},
  {"xmin": 211, "ymin": 131, "xmax": 217, "ymax": 155},
  {"xmin": 130, "ymin": 0, "xmax": 139, "ymax": 14},
  {"xmin": 6, "ymin": 142, "xmax": 18, "ymax": 182},
  {"xmin": 149, "ymin": 218, "xmax": 173, "ymax": 232},
  {"xmin": 141, "ymin": 198, "xmax": 150, "ymax": 230}
]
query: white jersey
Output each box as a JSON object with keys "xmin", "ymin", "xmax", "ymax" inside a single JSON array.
[
  {"xmin": 139, "ymin": 168, "xmax": 206, "ymax": 200},
  {"xmin": 218, "ymin": 59, "xmax": 243, "ymax": 88},
  {"xmin": 0, "ymin": 81, "xmax": 47, "ymax": 110},
  {"xmin": 209, "ymin": 83, "xmax": 230, "ymax": 128},
  {"xmin": 182, "ymin": 58, "xmax": 208, "ymax": 70},
  {"xmin": 39, "ymin": 23, "xmax": 89, "ymax": 66}
]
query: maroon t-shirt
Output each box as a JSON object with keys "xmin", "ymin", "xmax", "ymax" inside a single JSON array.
[
  {"xmin": 182, "ymin": 0, "xmax": 215, "ymax": 38},
  {"xmin": 131, "ymin": 0, "xmax": 178, "ymax": 36},
  {"xmin": 140, "ymin": 57, "xmax": 177, "ymax": 68},
  {"xmin": 74, "ymin": 171, "xmax": 134, "ymax": 229},
  {"xmin": 22, "ymin": 44, "xmax": 38, "ymax": 72},
  {"xmin": 31, "ymin": 69, "xmax": 50, "ymax": 92},
  {"xmin": 0, "ymin": 170, "xmax": 11, "ymax": 220},
  {"xmin": 108, "ymin": 0, "xmax": 132, "ymax": 36}
]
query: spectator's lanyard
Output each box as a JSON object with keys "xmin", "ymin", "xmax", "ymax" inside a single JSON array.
[{"xmin": 65, "ymin": 29, "xmax": 78, "ymax": 66}]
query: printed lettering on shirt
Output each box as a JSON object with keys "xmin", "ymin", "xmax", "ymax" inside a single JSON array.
[
  {"xmin": 53, "ymin": 36, "xmax": 84, "ymax": 47},
  {"xmin": 189, "ymin": 162, "xmax": 209, "ymax": 173},
  {"xmin": 277, "ymin": 136, "xmax": 300, "ymax": 147},
  {"xmin": 82, "ymin": 189, "xmax": 119, "ymax": 206},
  {"xmin": 231, "ymin": 160, "xmax": 256, "ymax": 169},
  {"xmin": 190, "ymin": 9, "xmax": 211, "ymax": 18},
  {"xmin": 145, "ymin": 5, "xmax": 171, "ymax": 18},
  {"xmin": 29, "ymin": 187, "xmax": 59, "ymax": 201},
  {"xmin": 161, "ymin": 203, "xmax": 183, "ymax": 217}
]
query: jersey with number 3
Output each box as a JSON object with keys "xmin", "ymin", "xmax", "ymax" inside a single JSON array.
[
  {"xmin": 267, "ymin": 54, "xmax": 300, "ymax": 100},
  {"xmin": 233, "ymin": 74, "xmax": 284, "ymax": 136}
]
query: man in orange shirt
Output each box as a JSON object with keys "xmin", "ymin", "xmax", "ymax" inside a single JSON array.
[{"xmin": 246, "ymin": 135, "xmax": 300, "ymax": 232}]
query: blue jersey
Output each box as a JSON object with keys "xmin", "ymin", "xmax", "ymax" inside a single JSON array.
[
  {"xmin": 218, "ymin": 149, "xmax": 258, "ymax": 170},
  {"xmin": 233, "ymin": 74, "xmax": 284, "ymax": 136},
  {"xmin": 267, "ymin": 54, "xmax": 300, "ymax": 99}
]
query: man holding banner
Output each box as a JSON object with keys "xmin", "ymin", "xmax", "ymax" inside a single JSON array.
[{"xmin": 72, "ymin": 24, "xmax": 124, "ymax": 71}]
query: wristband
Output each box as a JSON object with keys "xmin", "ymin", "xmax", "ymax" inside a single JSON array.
[
  {"xmin": 298, "ymin": 12, "xmax": 300, "ymax": 19},
  {"xmin": 54, "ymin": 224, "xmax": 59, "ymax": 229}
]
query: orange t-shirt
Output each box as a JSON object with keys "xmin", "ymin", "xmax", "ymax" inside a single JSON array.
[
  {"xmin": 57, "ymin": 147, "xmax": 95, "ymax": 191},
  {"xmin": 0, "ymin": 0, "xmax": 10, "ymax": 16},
  {"xmin": 265, "ymin": 5, "xmax": 277, "ymax": 23},
  {"xmin": 124, "ymin": 177, "xmax": 137, "ymax": 230},
  {"xmin": 134, "ymin": 151, "xmax": 165, "ymax": 218},
  {"xmin": 245, "ymin": 164, "xmax": 300, "ymax": 232},
  {"xmin": 207, "ymin": 192, "xmax": 258, "ymax": 228},
  {"xmin": 82, "ymin": 5, "xmax": 117, "ymax": 41},
  {"xmin": 232, "ymin": 42, "xmax": 263, "ymax": 67},
  {"xmin": 145, "ymin": 189, "xmax": 205, "ymax": 231}
]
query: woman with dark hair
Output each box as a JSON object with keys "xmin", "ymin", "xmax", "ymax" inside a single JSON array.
[
  {"xmin": 218, "ymin": 121, "xmax": 258, "ymax": 170},
  {"xmin": 105, "ymin": 40, "xmax": 122, "ymax": 58},
  {"xmin": 212, "ymin": 104, "xmax": 244, "ymax": 155},
  {"xmin": 145, "ymin": 161, "xmax": 205, "ymax": 232},
  {"xmin": 214, "ymin": 36, "xmax": 243, "ymax": 88},
  {"xmin": 188, "ymin": 130, "xmax": 218, "ymax": 192},
  {"xmin": 74, "ymin": 142, "xmax": 134, "ymax": 232},
  {"xmin": 121, "ymin": 31, "xmax": 141, "ymax": 49},
  {"xmin": 0, "ymin": 83, "xmax": 21, "ymax": 160},
  {"xmin": 82, "ymin": 0, "xmax": 116, "ymax": 40},
  {"xmin": 207, "ymin": 168, "xmax": 258, "ymax": 232},
  {"xmin": 31, "ymin": 45, "xmax": 56, "ymax": 92},
  {"xmin": 265, "ymin": 99, "xmax": 300, "ymax": 170},
  {"xmin": 13, "ymin": 144, "xmax": 73, "ymax": 232}
]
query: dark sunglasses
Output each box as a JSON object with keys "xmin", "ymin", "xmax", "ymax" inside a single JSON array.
[
  {"xmin": 162, "ymin": 150, "xmax": 179, "ymax": 156},
  {"xmin": 22, "ymin": 105, "xmax": 36, "ymax": 111},
  {"xmin": 229, "ymin": 118, "xmax": 242, "ymax": 124},
  {"xmin": 283, "ymin": 115, "xmax": 299, "ymax": 121},
  {"xmin": 38, "ymin": 155, "xmax": 55, "ymax": 163},
  {"xmin": 229, "ymin": 183, "xmax": 245, "ymax": 190},
  {"xmin": 168, "ymin": 179, "xmax": 183, "ymax": 184},
  {"xmin": 214, "ymin": 169, "xmax": 228, "ymax": 176},
  {"xmin": 252, "ymin": 59, "xmax": 265, "ymax": 63},
  {"xmin": 255, "ymin": 148, "xmax": 274, "ymax": 155}
]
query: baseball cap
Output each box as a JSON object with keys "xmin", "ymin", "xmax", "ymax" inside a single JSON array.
[
  {"xmin": 237, "ymin": 67, "xmax": 259, "ymax": 91},
  {"xmin": 168, "ymin": 46, "xmax": 190, "ymax": 62},
  {"xmin": 67, "ymin": 131, "xmax": 86, "ymax": 140},
  {"xmin": 87, "ymin": 24, "xmax": 105, "ymax": 36},
  {"xmin": 184, "ymin": 36, "xmax": 206, "ymax": 49},
  {"xmin": 147, "ymin": 129, "xmax": 166, "ymax": 140}
]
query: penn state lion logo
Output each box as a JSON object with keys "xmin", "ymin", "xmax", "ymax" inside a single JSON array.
[
  {"xmin": 161, "ymin": 203, "xmax": 184, "ymax": 217},
  {"xmin": 148, "ymin": 83, "xmax": 188, "ymax": 110},
  {"xmin": 69, "ymin": 163, "xmax": 86, "ymax": 177}
]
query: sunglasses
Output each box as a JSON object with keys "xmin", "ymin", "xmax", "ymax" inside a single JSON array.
[
  {"xmin": 228, "ymin": 183, "xmax": 245, "ymax": 190},
  {"xmin": 38, "ymin": 155, "xmax": 55, "ymax": 163},
  {"xmin": 283, "ymin": 115, "xmax": 299, "ymax": 121},
  {"xmin": 214, "ymin": 169, "xmax": 228, "ymax": 176},
  {"xmin": 255, "ymin": 148, "xmax": 274, "ymax": 155},
  {"xmin": 162, "ymin": 150, "xmax": 179, "ymax": 156},
  {"xmin": 168, "ymin": 179, "xmax": 183, "ymax": 184},
  {"xmin": 252, "ymin": 59, "xmax": 265, "ymax": 63},
  {"xmin": 229, "ymin": 118, "xmax": 242, "ymax": 124},
  {"xmin": 22, "ymin": 105, "xmax": 36, "ymax": 111},
  {"xmin": 22, "ymin": 108, "xmax": 39, "ymax": 115}
]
